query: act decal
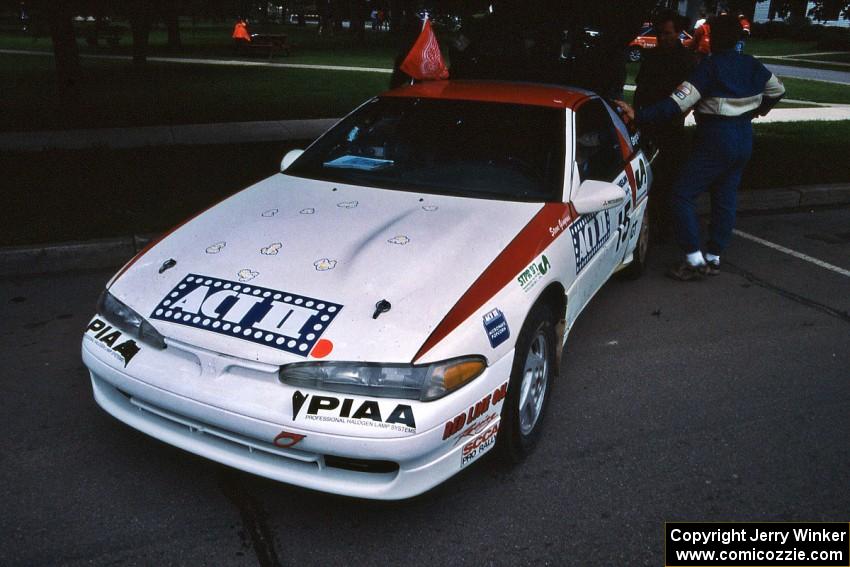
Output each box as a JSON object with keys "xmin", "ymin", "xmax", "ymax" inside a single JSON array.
[
  {"xmin": 570, "ymin": 211, "xmax": 611, "ymax": 274},
  {"xmin": 150, "ymin": 274, "xmax": 342, "ymax": 357}
]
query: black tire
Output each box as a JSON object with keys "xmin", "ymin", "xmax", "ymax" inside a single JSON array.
[
  {"xmin": 620, "ymin": 206, "xmax": 650, "ymax": 280},
  {"xmin": 627, "ymin": 46, "xmax": 642, "ymax": 62},
  {"xmin": 497, "ymin": 299, "xmax": 558, "ymax": 463}
]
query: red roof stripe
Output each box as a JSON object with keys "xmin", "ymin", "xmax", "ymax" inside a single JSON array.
[
  {"xmin": 382, "ymin": 80, "xmax": 590, "ymax": 110},
  {"xmin": 412, "ymin": 202, "xmax": 574, "ymax": 363}
]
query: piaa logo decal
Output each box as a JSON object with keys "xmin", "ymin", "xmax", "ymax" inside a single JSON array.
[
  {"xmin": 85, "ymin": 318, "xmax": 140, "ymax": 367},
  {"xmin": 150, "ymin": 274, "xmax": 342, "ymax": 357},
  {"xmin": 292, "ymin": 391, "xmax": 416, "ymax": 432}
]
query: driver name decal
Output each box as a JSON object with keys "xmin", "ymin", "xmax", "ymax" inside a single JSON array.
[
  {"xmin": 570, "ymin": 211, "xmax": 611, "ymax": 274},
  {"xmin": 150, "ymin": 274, "xmax": 342, "ymax": 357}
]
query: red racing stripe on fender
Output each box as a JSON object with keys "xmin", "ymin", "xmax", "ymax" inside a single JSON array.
[
  {"xmin": 412, "ymin": 202, "xmax": 574, "ymax": 363},
  {"xmin": 624, "ymin": 159, "xmax": 638, "ymax": 205}
]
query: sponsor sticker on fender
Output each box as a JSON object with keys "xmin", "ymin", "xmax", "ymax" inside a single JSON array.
[
  {"xmin": 461, "ymin": 421, "xmax": 499, "ymax": 468},
  {"xmin": 483, "ymin": 308, "xmax": 510, "ymax": 348},
  {"xmin": 443, "ymin": 382, "xmax": 508, "ymax": 440},
  {"xmin": 149, "ymin": 274, "xmax": 342, "ymax": 357},
  {"xmin": 516, "ymin": 254, "xmax": 551, "ymax": 293},
  {"xmin": 84, "ymin": 317, "xmax": 141, "ymax": 367}
]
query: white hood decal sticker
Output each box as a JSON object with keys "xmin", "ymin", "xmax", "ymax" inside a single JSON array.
[{"xmin": 149, "ymin": 274, "xmax": 343, "ymax": 357}]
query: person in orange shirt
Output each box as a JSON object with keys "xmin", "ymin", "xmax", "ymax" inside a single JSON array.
[
  {"xmin": 738, "ymin": 14, "xmax": 751, "ymax": 35},
  {"xmin": 736, "ymin": 14, "xmax": 751, "ymax": 52},
  {"xmin": 232, "ymin": 19, "xmax": 251, "ymax": 43},
  {"xmin": 684, "ymin": 19, "xmax": 711, "ymax": 59}
]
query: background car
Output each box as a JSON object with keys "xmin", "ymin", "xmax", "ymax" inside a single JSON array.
[
  {"xmin": 628, "ymin": 24, "xmax": 692, "ymax": 61},
  {"xmin": 81, "ymin": 81, "xmax": 652, "ymax": 500}
]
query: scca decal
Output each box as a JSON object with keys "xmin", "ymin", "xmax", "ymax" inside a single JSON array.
[
  {"xmin": 150, "ymin": 274, "xmax": 342, "ymax": 357},
  {"xmin": 442, "ymin": 382, "xmax": 508, "ymax": 440},
  {"xmin": 292, "ymin": 391, "xmax": 416, "ymax": 432},
  {"xmin": 570, "ymin": 211, "xmax": 611, "ymax": 274},
  {"xmin": 453, "ymin": 411, "xmax": 499, "ymax": 447},
  {"xmin": 85, "ymin": 318, "xmax": 141, "ymax": 367},
  {"xmin": 461, "ymin": 422, "xmax": 499, "ymax": 468}
]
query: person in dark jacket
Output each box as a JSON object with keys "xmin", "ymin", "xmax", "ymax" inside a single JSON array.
[
  {"xmin": 634, "ymin": 10, "xmax": 695, "ymax": 241},
  {"xmin": 617, "ymin": 14, "xmax": 785, "ymax": 281}
]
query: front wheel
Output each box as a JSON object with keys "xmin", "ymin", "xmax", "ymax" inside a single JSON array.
[
  {"xmin": 498, "ymin": 300, "xmax": 557, "ymax": 462},
  {"xmin": 627, "ymin": 46, "xmax": 642, "ymax": 62}
]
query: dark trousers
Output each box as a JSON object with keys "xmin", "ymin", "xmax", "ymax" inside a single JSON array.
[
  {"xmin": 648, "ymin": 126, "xmax": 689, "ymax": 241},
  {"xmin": 671, "ymin": 117, "xmax": 753, "ymax": 255}
]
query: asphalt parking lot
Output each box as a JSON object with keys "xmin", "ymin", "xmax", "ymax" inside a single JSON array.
[{"xmin": 1, "ymin": 206, "xmax": 848, "ymax": 567}]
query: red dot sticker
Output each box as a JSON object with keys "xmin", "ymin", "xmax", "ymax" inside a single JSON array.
[{"xmin": 311, "ymin": 339, "xmax": 333, "ymax": 358}]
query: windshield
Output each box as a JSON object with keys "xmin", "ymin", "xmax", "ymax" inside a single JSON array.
[{"xmin": 286, "ymin": 97, "xmax": 566, "ymax": 202}]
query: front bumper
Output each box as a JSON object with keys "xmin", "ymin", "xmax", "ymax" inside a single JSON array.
[{"xmin": 82, "ymin": 337, "xmax": 513, "ymax": 500}]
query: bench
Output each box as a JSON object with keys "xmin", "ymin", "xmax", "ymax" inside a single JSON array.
[
  {"xmin": 236, "ymin": 33, "xmax": 290, "ymax": 59},
  {"xmin": 84, "ymin": 25, "xmax": 125, "ymax": 48}
]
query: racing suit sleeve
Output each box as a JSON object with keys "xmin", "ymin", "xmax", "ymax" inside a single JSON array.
[
  {"xmin": 634, "ymin": 57, "xmax": 712, "ymax": 125},
  {"xmin": 755, "ymin": 73, "xmax": 786, "ymax": 116}
]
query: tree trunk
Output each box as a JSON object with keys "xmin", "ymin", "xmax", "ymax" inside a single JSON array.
[
  {"xmin": 47, "ymin": 1, "xmax": 80, "ymax": 99},
  {"xmin": 130, "ymin": 4, "xmax": 152, "ymax": 67},
  {"xmin": 165, "ymin": 6, "xmax": 181, "ymax": 48},
  {"xmin": 351, "ymin": 0, "xmax": 366, "ymax": 42}
]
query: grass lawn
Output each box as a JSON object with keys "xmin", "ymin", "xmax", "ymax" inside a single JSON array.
[
  {"xmin": 1, "ymin": 53, "xmax": 389, "ymax": 131},
  {"xmin": 759, "ymin": 56, "xmax": 850, "ymax": 73},
  {"xmin": 798, "ymin": 52, "xmax": 850, "ymax": 63},
  {"xmin": 0, "ymin": 141, "xmax": 301, "ymax": 246},
  {"xmin": 747, "ymin": 38, "xmax": 820, "ymax": 56},
  {"xmin": 627, "ymin": 61, "xmax": 849, "ymax": 104},
  {"xmin": 776, "ymin": 77, "xmax": 850, "ymax": 104},
  {"xmin": 0, "ymin": 23, "xmax": 398, "ymax": 68},
  {"xmin": 743, "ymin": 120, "xmax": 850, "ymax": 190},
  {"xmin": 2, "ymin": 121, "xmax": 847, "ymax": 246}
]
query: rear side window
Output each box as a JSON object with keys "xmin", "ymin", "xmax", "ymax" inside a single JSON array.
[{"xmin": 574, "ymin": 99, "xmax": 624, "ymax": 182}]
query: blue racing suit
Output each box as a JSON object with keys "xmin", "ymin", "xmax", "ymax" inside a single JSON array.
[{"xmin": 636, "ymin": 49, "xmax": 786, "ymax": 256}]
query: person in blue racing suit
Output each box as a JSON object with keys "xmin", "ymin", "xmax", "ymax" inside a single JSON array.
[{"xmin": 616, "ymin": 14, "xmax": 785, "ymax": 281}]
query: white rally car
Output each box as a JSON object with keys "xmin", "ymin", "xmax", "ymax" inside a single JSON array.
[{"xmin": 82, "ymin": 81, "xmax": 651, "ymax": 500}]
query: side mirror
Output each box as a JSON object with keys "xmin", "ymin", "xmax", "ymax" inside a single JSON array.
[
  {"xmin": 280, "ymin": 149, "xmax": 304, "ymax": 172},
  {"xmin": 571, "ymin": 180, "xmax": 628, "ymax": 214}
]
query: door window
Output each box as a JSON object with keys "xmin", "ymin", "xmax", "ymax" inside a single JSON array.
[{"xmin": 574, "ymin": 99, "xmax": 624, "ymax": 183}]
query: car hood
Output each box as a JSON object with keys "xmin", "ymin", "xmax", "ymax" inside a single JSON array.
[{"xmin": 109, "ymin": 174, "xmax": 543, "ymax": 364}]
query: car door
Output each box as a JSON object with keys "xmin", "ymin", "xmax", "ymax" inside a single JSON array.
[{"xmin": 566, "ymin": 98, "xmax": 631, "ymax": 328}]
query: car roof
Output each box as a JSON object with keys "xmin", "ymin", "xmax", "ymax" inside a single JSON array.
[{"xmin": 381, "ymin": 80, "xmax": 593, "ymax": 110}]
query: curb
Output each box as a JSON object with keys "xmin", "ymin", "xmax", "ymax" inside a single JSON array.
[
  {"xmin": 0, "ymin": 234, "xmax": 154, "ymax": 278},
  {"xmin": 1, "ymin": 184, "xmax": 848, "ymax": 278},
  {"xmin": 697, "ymin": 183, "xmax": 850, "ymax": 214}
]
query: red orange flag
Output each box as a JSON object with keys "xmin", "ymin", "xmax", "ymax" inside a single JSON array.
[{"xmin": 400, "ymin": 18, "xmax": 449, "ymax": 81}]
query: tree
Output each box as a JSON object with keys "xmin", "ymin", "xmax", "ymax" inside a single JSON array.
[
  {"xmin": 163, "ymin": 2, "xmax": 182, "ymax": 48},
  {"xmin": 439, "ymin": 0, "xmax": 659, "ymax": 96},
  {"xmin": 44, "ymin": 0, "xmax": 81, "ymax": 99},
  {"xmin": 127, "ymin": 2, "xmax": 153, "ymax": 66}
]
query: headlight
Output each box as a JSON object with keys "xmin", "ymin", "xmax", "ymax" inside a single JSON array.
[
  {"xmin": 278, "ymin": 356, "xmax": 486, "ymax": 402},
  {"xmin": 97, "ymin": 290, "xmax": 166, "ymax": 349}
]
